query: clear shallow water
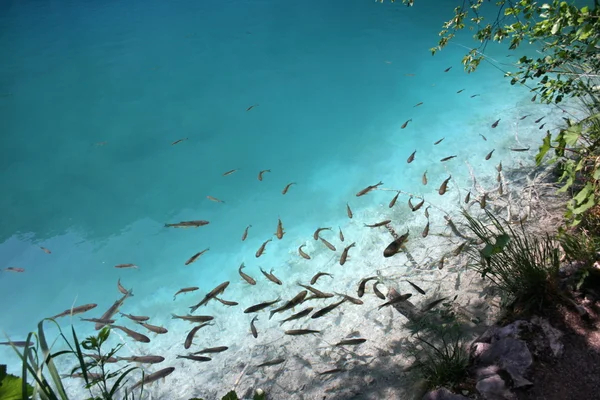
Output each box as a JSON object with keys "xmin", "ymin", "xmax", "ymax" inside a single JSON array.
[{"xmin": 0, "ymin": 0, "xmax": 580, "ymax": 398}]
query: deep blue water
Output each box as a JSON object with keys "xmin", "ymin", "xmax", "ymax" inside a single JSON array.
[{"xmin": 0, "ymin": 0, "xmax": 565, "ymax": 398}]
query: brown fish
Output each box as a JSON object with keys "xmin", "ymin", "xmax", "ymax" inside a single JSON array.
[
  {"xmin": 346, "ymin": 203, "xmax": 353, "ymax": 218},
  {"xmin": 298, "ymin": 284, "xmax": 334, "ymax": 299},
  {"xmin": 491, "ymin": 119, "xmax": 500, "ymax": 128},
  {"xmin": 222, "ymin": 169, "xmax": 239, "ymax": 176},
  {"xmin": 485, "ymin": 149, "xmax": 495, "ymax": 160},
  {"xmin": 214, "ymin": 297, "xmax": 238, "ymax": 306},
  {"xmin": 207, "ymin": 195, "xmax": 225, "ymax": 204},
  {"xmin": 241, "ymin": 225, "xmax": 252, "ymax": 241},
  {"xmin": 424, "ymin": 205, "xmax": 430, "ymax": 219},
  {"xmin": 406, "ymin": 280, "xmax": 426, "ymax": 295},
  {"xmin": 480, "ymin": 193, "xmax": 487, "ymax": 209},
  {"xmin": 383, "ymin": 230, "xmax": 409, "ymax": 258},
  {"xmin": 440, "ymin": 155, "xmax": 457, "ymax": 162},
  {"xmin": 256, "ymin": 358, "xmax": 286, "ymax": 367},
  {"xmin": 335, "ymin": 293, "xmax": 363, "ymax": 305},
  {"xmin": 299, "ymin": 244, "xmax": 311, "ymax": 260},
  {"xmin": 246, "ymin": 104, "xmax": 258, "ymax": 111},
  {"xmin": 539, "ymin": 123, "xmax": 546, "ymax": 129},
  {"xmin": 438, "ymin": 256, "xmax": 445, "ymax": 270},
  {"xmin": 244, "ymin": 298, "xmax": 281, "ymax": 314},
  {"xmin": 364, "ymin": 220, "xmax": 392, "ymax": 228},
  {"xmin": 238, "ymin": 263, "xmax": 256, "ymax": 285},
  {"xmin": 313, "ymin": 227, "xmax": 332, "ymax": 240},
  {"xmin": 373, "ymin": 282, "xmax": 386, "ymax": 300},
  {"xmin": 185, "ymin": 248, "xmax": 209, "ymax": 266},
  {"xmin": 480, "ymin": 133, "xmax": 487, "ymax": 141},
  {"xmin": 421, "ymin": 297, "xmax": 448, "ymax": 312},
  {"xmin": 320, "ymin": 237, "xmax": 336, "ymax": 251},
  {"xmin": 116, "ymin": 355, "xmax": 164, "ymax": 364},
  {"xmin": 177, "ymin": 354, "xmax": 211, "ymax": 362},
  {"xmin": 260, "ymin": 267, "xmax": 283, "ymax": 285},
  {"xmin": 285, "ymin": 329, "xmax": 320, "ymax": 336},
  {"xmin": 444, "ymin": 66, "xmax": 452, "ymax": 72},
  {"xmin": 250, "ymin": 315, "xmax": 259, "ymax": 338},
  {"xmin": 275, "ymin": 218, "xmax": 285, "ymax": 239},
  {"xmin": 338, "ymin": 227, "xmax": 345, "ymax": 242},
  {"xmin": 358, "ymin": 276, "xmax": 378, "ymax": 298},
  {"xmin": 422, "ymin": 171, "xmax": 428, "ymax": 185},
  {"xmin": 531, "ymin": 94, "xmax": 537, "ymax": 102},
  {"xmin": 471, "ymin": 94, "xmax": 480, "ymax": 98},
  {"xmin": 464, "ymin": 191, "xmax": 471, "ymax": 203},
  {"xmin": 535, "ymin": 116, "xmax": 545, "ymax": 123},
  {"xmin": 4, "ymin": 267, "xmax": 25, "ymax": 273},
  {"xmin": 165, "ymin": 220, "xmax": 209, "ymax": 228},
  {"xmin": 0, "ymin": 341, "xmax": 34, "ymax": 347},
  {"xmin": 173, "ymin": 287, "xmax": 199, "ymax": 301},
  {"xmin": 414, "ymin": 102, "xmax": 423, "ymax": 107},
  {"xmin": 120, "ymin": 313, "xmax": 150, "ymax": 322},
  {"xmin": 453, "ymin": 242, "xmax": 467, "ymax": 256},
  {"xmin": 407, "ymin": 150, "xmax": 416, "ymax": 163},
  {"xmin": 310, "ymin": 272, "xmax": 333, "ymax": 285},
  {"xmin": 131, "ymin": 367, "xmax": 175, "ymax": 390},
  {"xmin": 411, "ymin": 198, "xmax": 425, "ymax": 212},
  {"xmin": 438, "ymin": 176, "xmax": 451, "ymax": 195},
  {"xmin": 193, "ymin": 346, "xmax": 228, "ymax": 355},
  {"xmin": 434, "ymin": 137, "xmax": 444, "ymax": 145},
  {"xmin": 117, "ymin": 279, "xmax": 131, "ymax": 296},
  {"xmin": 510, "ymin": 147, "xmax": 530, "ymax": 152},
  {"xmin": 258, "ymin": 169, "xmax": 271, "ymax": 181},
  {"xmin": 40, "ymin": 246, "xmax": 51, "ymax": 254},
  {"xmin": 378, "ymin": 293, "xmax": 412, "ymax": 309},
  {"xmin": 172, "ymin": 314, "xmax": 214, "ymax": 323},
  {"xmin": 184, "ymin": 323, "xmax": 212, "ymax": 349},
  {"xmin": 189, "ymin": 281, "xmax": 230, "ymax": 312},
  {"xmin": 109, "ymin": 325, "xmax": 150, "ymax": 343},
  {"xmin": 137, "ymin": 322, "xmax": 168, "ymax": 335},
  {"xmin": 340, "ymin": 242, "xmax": 356, "ymax": 266},
  {"xmin": 356, "ymin": 181, "xmax": 383, "ymax": 197},
  {"xmin": 496, "ymin": 162, "xmax": 503, "ymax": 172},
  {"xmin": 255, "ymin": 238, "xmax": 272, "ymax": 258},
  {"xmin": 269, "ymin": 291, "xmax": 308, "ymax": 319},
  {"xmin": 456, "ymin": 89, "xmax": 465, "ymax": 93},
  {"xmin": 282, "ymin": 182, "xmax": 296, "ymax": 195},
  {"xmin": 279, "ymin": 307, "xmax": 314, "ymax": 326},
  {"xmin": 520, "ymin": 114, "xmax": 530, "ymax": 120},
  {"xmin": 115, "ymin": 263, "xmax": 138, "ymax": 269},
  {"xmin": 171, "ymin": 138, "xmax": 188, "ymax": 145},
  {"xmin": 401, "ymin": 119, "xmax": 412, "ymax": 129},
  {"xmin": 421, "ymin": 221, "xmax": 429, "ymax": 238},
  {"xmin": 95, "ymin": 290, "xmax": 133, "ymax": 329},
  {"xmin": 311, "ymin": 300, "xmax": 346, "ymax": 319},
  {"xmin": 80, "ymin": 318, "xmax": 115, "ymax": 326},
  {"xmin": 335, "ymin": 338, "xmax": 367, "ymax": 346},
  {"xmin": 389, "ymin": 191, "xmax": 400, "ymax": 208}
]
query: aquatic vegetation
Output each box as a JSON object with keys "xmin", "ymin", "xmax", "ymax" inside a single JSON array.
[
  {"xmin": 0, "ymin": 363, "xmax": 33, "ymax": 399},
  {"xmin": 463, "ymin": 209, "xmax": 561, "ymax": 312}
]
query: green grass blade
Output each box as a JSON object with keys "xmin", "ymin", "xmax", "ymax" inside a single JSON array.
[
  {"xmin": 70, "ymin": 325, "xmax": 89, "ymax": 386},
  {"xmin": 108, "ymin": 366, "xmax": 138, "ymax": 397},
  {"xmin": 38, "ymin": 319, "xmax": 69, "ymax": 400}
]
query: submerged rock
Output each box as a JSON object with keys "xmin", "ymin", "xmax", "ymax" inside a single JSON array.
[{"xmin": 422, "ymin": 387, "xmax": 470, "ymax": 400}]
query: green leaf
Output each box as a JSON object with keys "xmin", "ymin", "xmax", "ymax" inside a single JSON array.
[
  {"xmin": 572, "ymin": 195, "xmax": 596, "ymax": 215},
  {"xmin": 222, "ymin": 391, "xmax": 239, "ymax": 400},
  {"xmin": 573, "ymin": 183, "xmax": 593, "ymax": 205},
  {"xmin": 536, "ymin": 132, "xmax": 552, "ymax": 165},
  {"xmin": 0, "ymin": 372, "xmax": 34, "ymax": 400},
  {"xmin": 563, "ymin": 124, "xmax": 582, "ymax": 146}
]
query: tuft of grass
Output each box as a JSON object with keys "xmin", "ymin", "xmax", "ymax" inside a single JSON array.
[{"xmin": 463, "ymin": 209, "xmax": 561, "ymax": 313}]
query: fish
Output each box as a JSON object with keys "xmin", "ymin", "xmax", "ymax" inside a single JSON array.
[
  {"xmin": 539, "ymin": 123, "xmax": 546, "ymax": 129},
  {"xmin": 189, "ymin": 281, "xmax": 230, "ymax": 312},
  {"xmin": 364, "ymin": 220, "xmax": 392, "ymax": 228},
  {"xmin": 0, "ymin": 341, "xmax": 34, "ymax": 347},
  {"xmin": 260, "ymin": 267, "xmax": 283, "ymax": 285},
  {"xmin": 373, "ymin": 282, "xmax": 386, "ymax": 300},
  {"xmin": 438, "ymin": 176, "xmax": 451, "ymax": 195},
  {"xmin": 422, "ymin": 171, "xmax": 428, "ymax": 185},
  {"xmin": 172, "ymin": 314, "xmax": 214, "ymax": 323},
  {"xmin": 499, "ymin": 181, "xmax": 504, "ymax": 195},
  {"xmin": 120, "ymin": 313, "xmax": 150, "ymax": 322},
  {"xmin": 173, "ymin": 287, "xmax": 199, "ymax": 301},
  {"xmin": 279, "ymin": 307, "xmax": 314, "ymax": 326},
  {"xmin": 3, "ymin": 267, "xmax": 24, "ymax": 273},
  {"xmin": 93, "ymin": 141, "xmax": 108, "ymax": 147},
  {"xmin": 275, "ymin": 218, "xmax": 285, "ymax": 239},
  {"xmin": 346, "ymin": 203, "xmax": 353, "ymax": 218},
  {"xmin": 250, "ymin": 316, "xmax": 259, "ymax": 338},
  {"xmin": 171, "ymin": 138, "xmax": 188, "ymax": 145},
  {"xmin": 434, "ymin": 137, "xmax": 444, "ymax": 145},
  {"xmin": 298, "ymin": 284, "xmax": 333, "ymax": 298},
  {"xmin": 244, "ymin": 298, "xmax": 281, "ymax": 313},
  {"xmin": 453, "ymin": 242, "xmax": 467, "ymax": 256},
  {"xmin": 535, "ymin": 116, "xmax": 545, "ymax": 123},
  {"xmin": 319, "ymin": 368, "xmax": 346, "ymax": 375},
  {"xmin": 298, "ymin": 244, "xmax": 311, "ymax": 260},
  {"xmin": 480, "ymin": 193, "xmax": 487, "ymax": 209},
  {"xmin": 421, "ymin": 297, "xmax": 448, "ymax": 312},
  {"xmin": 406, "ymin": 280, "xmax": 426, "ymax": 295},
  {"xmin": 497, "ymin": 162, "xmax": 503, "ymax": 172},
  {"xmin": 115, "ymin": 355, "xmax": 164, "ymax": 364},
  {"xmin": 412, "ymin": 198, "xmax": 425, "ymax": 212},
  {"xmin": 207, "ymin": 195, "xmax": 225, "ymax": 204},
  {"xmin": 177, "ymin": 354, "xmax": 211, "ymax": 362},
  {"xmin": 320, "ymin": 237, "xmax": 336, "ymax": 251},
  {"xmin": 109, "ymin": 325, "xmax": 150, "ymax": 343},
  {"xmin": 255, "ymin": 238, "xmax": 272, "ymax": 258},
  {"xmin": 80, "ymin": 318, "xmax": 115, "ymax": 326},
  {"xmin": 310, "ymin": 272, "xmax": 333, "ymax": 285},
  {"xmin": 510, "ymin": 147, "xmax": 530, "ymax": 152},
  {"xmin": 241, "ymin": 225, "xmax": 251, "ymax": 241},
  {"xmin": 335, "ymin": 293, "xmax": 363, "ymax": 305},
  {"xmin": 95, "ymin": 290, "xmax": 133, "ymax": 329},
  {"xmin": 414, "ymin": 102, "xmax": 423, "ymax": 107},
  {"xmin": 131, "ymin": 367, "xmax": 175, "ymax": 390},
  {"xmin": 222, "ymin": 169, "xmax": 239, "ymax": 176},
  {"xmin": 424, "ymin": 206, "xmax": 430, "ymax": 219},
  {"xmin": 50, "ymin": 303, "xmax": 98, "ymax": 320},
  {"xmin": 389, "ymin": 191, "xmax": 401, "ymax": 208},
  {"xmin": 456, "ymin": 89, "xmax": 465, "ymax": 93},
  {"xmin": 401, "ymin": 119, "xmax": 412, "ymax": 129},
  {"xmin": 258, "ymin": 169, "xmax": 271, "ymax": 181},
  {"xmin": 117, "ymin": 279, "xmax": 131, "ymax": 296},
  {"xmin": 313, "ymin": 227, "xmax": 332, "ymax": 240},
  {"xmin": 137, "ymin": 322, "xmax": 168, "ymax": 334},
  {"xmin": 485, "ymin": 149, "xmax": 495, "ymax": 160},
  {"xmin": 282, "ymin": 182, "xmax": 296, "ymax": 195},
  {"xmin": 356, "ymin": 181, "xmax": 383, "ymax": 197},
  {"xmin": 311, "ymin": 300, "xmax": 346, "ymax": 319},
  {"xmin": 407, "ymin": 150, "xmax": 416, "ymax": 163},
  {"xmin": 165, "ymin": 220, "xmax": 209, "ymax": 228},
  {"xmin": 340, "ymin": 242, "xmax": 356, "ymax": 266},
  {"xmin": 339, "ymin": 227, "xmax": 345, "ymax": 242},
  {"xmin": 285, "ymin": 329, "xmax": 320, "ymax": 336},
  {"xmin": 519, "ymin": 115, "xmax": 530, "ymax": 120},
  {"xmin": 358, "ymin": 276, "xmax": 378, "ymax": 298},
  {"xmin": 114, "ymin": 263, "xmax": 138, "ymax": 269},
  {"xmin": 421, "ymin": 221, "xmax": 430, "ymax": 238},
  {"xmin": 383, "ymin": 230, "xmax": 409, "ymax": 257},
  {"xmin": 440, "ymin": 155, "xmax": 457, "ymax": 162},
  {"xmin": 378, "ymin": 293, "xmax": 412, "ymax": 309},
  {"xmin": 444, "ymin": 66, "xmax": 452, "ymax": 72},
  {"xmin": 185, "ymin": 248, "xmax": 209, "ymax": 266},
  {"xmin": 40, "ymin": 246, "xmax": 51, "ymax": 254},
  {"xmin": 256, "ymin": 358, "xmax": 285, "ymax": 368},
  {"xmin": 471, "ymin": 94, "xmax": 480, "ymax": 98},
  {"xmin": 335, "ymin": 338, "xmax": 367, "ymax": 346},
  {"xmin": 465, "ymin": 191, "xmax": 471, "ymax": 203},
  {"xmin": 269, "ymin": 291, "xmax": 308, "ymax": 319},
  {"xmin": 531, "ymin": 94, "xmax": 537, "ymax": 102},
  {"xmin": 491, "ymin": 119, "xmax": 500, "ymax": 128},
  {"xmin": 438, "ymin": 256, "xmax": 445, "ymax": 270},
  {"xmin": 193, "ymin": 346, "xmax": 228, "ymax": 355},
  {"xmin": 214, "ymin": 297, "xmax": 238, "ymax": 306},
  {"xmin": 246, "ymin": 104, "xmax": 258, "ymax": 111},
  {"xmin": 238, "ymin": 263, "xmax": 256, "ymax": 285},
  {"xmin": 480, "ymin": 133, "xmax": 487, "ymax": 141},
  {"xmin": 497, "ymin": 171, "xmax": 502, "ymax": 183},
  {"xmin": 184, "ymin": 323, "xmax": 212, "ymax": 349}
]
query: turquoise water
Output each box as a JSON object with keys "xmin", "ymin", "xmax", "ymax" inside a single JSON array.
[{"xmin": 0, "ymin": 0, "xmax": 577, "ymax": 398}]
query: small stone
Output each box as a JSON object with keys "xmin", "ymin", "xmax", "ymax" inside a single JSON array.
[{"xmin": 422, "ymin": 387, "xmax": 470, "ymax": 400}]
